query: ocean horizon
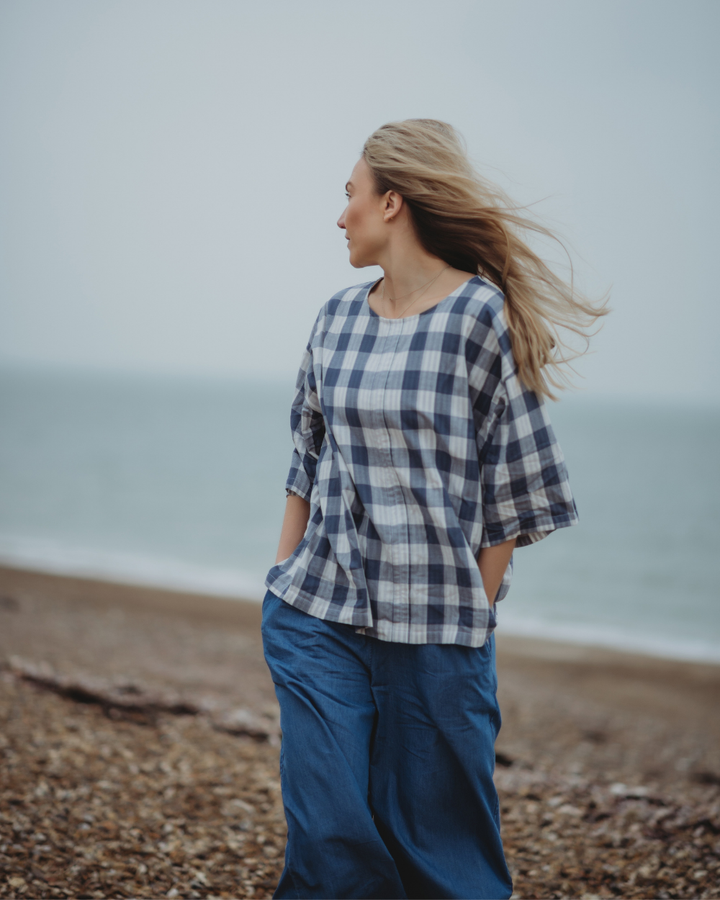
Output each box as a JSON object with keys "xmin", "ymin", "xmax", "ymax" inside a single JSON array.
[{"xmin": 1, "ymin": 365, "xmax": 718, "ymax": 664}]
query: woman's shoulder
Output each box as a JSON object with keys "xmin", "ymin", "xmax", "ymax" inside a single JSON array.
[
  {"xmin": 325, "ymin": 279, "xmax": 377, "ymax": 316},
  {"xmin": 450, "ymin": 275, "xmax": 505, "ymax": 322},
  {"xmin": 445, "ymin": 275, "xmax": 509, "ymax": 343},
  {"xmin": 307, "ymin": 279, "xmax": 377, "ymax": 334}
]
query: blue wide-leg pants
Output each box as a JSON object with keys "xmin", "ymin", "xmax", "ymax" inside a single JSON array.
[{"xmin": 261, "ymin": 589, "xmax": 513, "ymax": 900}]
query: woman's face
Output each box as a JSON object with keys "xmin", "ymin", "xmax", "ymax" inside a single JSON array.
[{"xmin": 337, "ymin": 157, "xmax": 388, "ymax": 268}]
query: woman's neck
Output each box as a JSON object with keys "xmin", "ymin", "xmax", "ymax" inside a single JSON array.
[
  {"xmin": 371, "ymin": 251, "xmax": 475, "ymax": 319},
  {"xmin": 377, "ymin": 245, "xmax": 448, "ymax": 313}
]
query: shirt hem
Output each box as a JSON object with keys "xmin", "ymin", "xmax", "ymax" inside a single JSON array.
[
  {"xmin": 481, "ymin": 511, "xmax": 579, "ymax": 549},
  {"xmin": 264, "ymin": 577, "xmax": 496, "ymax": 647}
]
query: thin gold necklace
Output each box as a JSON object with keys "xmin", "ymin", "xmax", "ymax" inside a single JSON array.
[{"xmin": 381, "ymin": 265, "xmax": 450, "ymax": 319}]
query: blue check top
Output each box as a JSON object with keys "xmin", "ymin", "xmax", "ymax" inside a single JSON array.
[{"xmin": 265, "ymin": 275, "xmax": 578, "ymax": 646}]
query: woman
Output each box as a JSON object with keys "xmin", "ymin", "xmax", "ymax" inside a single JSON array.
[{"xmin": 261, "ymin": 119, "xmax": 606, "ymax": 900}]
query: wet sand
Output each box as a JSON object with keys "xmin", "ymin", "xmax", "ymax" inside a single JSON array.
[{"xmin": 1, "ymin": 565, "xmax": 719, "ymax": 899}]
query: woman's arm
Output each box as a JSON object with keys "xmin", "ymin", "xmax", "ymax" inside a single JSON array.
[
  {"xmin": 275, "ymin": 493, "xmax": 311, "ymax": 564},
  {"xmin": 477, "ymin": 538, "xmax": 517, "ymax": 606}
]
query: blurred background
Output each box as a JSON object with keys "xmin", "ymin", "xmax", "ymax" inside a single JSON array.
[{"xmin": 1, "ymin": 0, "xmax": 718, "ymax": 661}]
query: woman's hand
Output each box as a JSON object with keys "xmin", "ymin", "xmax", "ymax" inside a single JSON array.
[
  {"xmin": 275, "ymin": 493, "xmax": 311, "ymax": 564},
  {"xmin": 477, "ymin": 538, "xmax": 517, "ymax": 606}
]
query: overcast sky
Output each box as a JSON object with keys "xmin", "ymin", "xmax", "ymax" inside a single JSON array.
[{"xmin": 1, "ymin": 0, "xmax": 718, "ymax": 402}]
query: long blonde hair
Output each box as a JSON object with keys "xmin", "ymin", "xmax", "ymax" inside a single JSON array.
[{"xmin": 362, "ymin": 119, "xmax": 608, "ymax": 399}]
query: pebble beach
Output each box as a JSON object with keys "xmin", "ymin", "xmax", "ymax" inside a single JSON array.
[{"xmin": 1, "ymin": 565, "xmax": 719, "ymax": 899}]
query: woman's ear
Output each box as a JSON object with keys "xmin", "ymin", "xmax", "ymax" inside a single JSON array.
[{"xmin": 382, "ymin": 190, "xmax": 404, "ymax": 223}]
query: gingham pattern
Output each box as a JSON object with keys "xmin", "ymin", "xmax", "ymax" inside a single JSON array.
[{"xmin": 265, "ymin": 275, "xmax": 578, "ymax": 646}]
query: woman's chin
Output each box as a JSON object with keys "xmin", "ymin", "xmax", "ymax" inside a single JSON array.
[{"xmin": 348, "ymin": 251, "xmax": 373, "ymax": 269}]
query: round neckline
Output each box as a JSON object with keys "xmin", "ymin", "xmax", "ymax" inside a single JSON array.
[{"xmin": 363, "ymin": 275, "xmax": 480, "ymax": 322}]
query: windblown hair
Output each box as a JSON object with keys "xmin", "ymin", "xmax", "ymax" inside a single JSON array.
[{"xmin": 362, "ymin": 119, "xmax": 609, "ymax": 399}]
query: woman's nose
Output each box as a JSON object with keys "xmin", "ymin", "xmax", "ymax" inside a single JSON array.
[{"xmin": 337, "ymin": 210, "xmax": 346, "ymax": 229}]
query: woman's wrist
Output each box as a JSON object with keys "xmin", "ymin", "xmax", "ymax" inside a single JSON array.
[
  {"xmin": 477, "ymin": 538, "xmax": 516, "ymax": 605},
  {"xmin": 275, "ymin": 493, "xmax": 311, "ymax": 563}
]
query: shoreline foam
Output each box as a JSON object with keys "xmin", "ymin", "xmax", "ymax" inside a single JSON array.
[
  {"xmin": 0, "ymin": 534, "xmax": 266, "ymax": 602},
  {"xmin": 0, "ymin": 551, "xmax": 718, "ymax": 666}
]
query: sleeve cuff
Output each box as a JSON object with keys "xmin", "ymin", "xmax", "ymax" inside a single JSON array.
[
  {"xmin": 480, "ymin": 507, "xmax": 579, "ymax": 549},
  {"xmin": 285, "ymin": 449, "xmax": 313, "ymax": 502}
]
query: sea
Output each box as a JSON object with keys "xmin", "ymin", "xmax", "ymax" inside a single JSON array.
[{"xmin": 1, "ymin": 366, "xmax": 718, "ymax": 664}]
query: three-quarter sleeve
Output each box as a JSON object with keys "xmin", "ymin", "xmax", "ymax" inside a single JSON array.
[
  {"xmin": 467, "ymin": 302, "xmax": 578, "ymax": 549},
  {"xmin": 285, "ymin": 316, "xmax": 325, "ymax": 502},
  {"xmin": 477, "ymin": 380, "xmax": 578, "ymax": 547}
]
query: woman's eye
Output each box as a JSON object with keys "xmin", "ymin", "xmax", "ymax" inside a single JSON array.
[{"xmin": 345, "ymin": 192, "xmax": 350, "ymax": 199}]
